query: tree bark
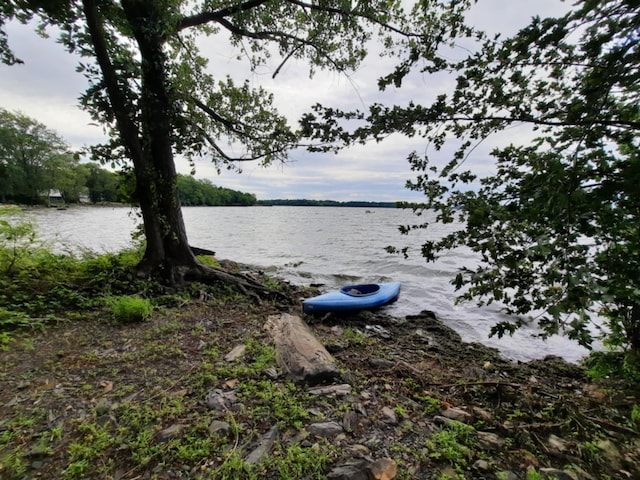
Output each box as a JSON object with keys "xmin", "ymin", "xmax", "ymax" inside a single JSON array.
[
  {"xmin": 82, "ymin": 0, "xmax": 285, "ymax": 296},
  {"xmin": 119, "ymin": 0, "xmax": 198, "ymax": 284}
]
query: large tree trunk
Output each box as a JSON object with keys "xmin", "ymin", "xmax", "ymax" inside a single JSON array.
[
  {"xmin": 121, "ymin": 0, "xmax": 198, "ymax": 284},
  {"xmin": 86, "ymin": 0, "xmax": 200, "ymax": 285},
  {"xmin": 83, "ymin": 0, "xmax": 289, "ymax": 300}
]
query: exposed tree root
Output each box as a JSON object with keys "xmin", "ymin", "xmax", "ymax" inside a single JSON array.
[
  {"xmin": 137, "ymin": 258, "xmax": 294, "ymax": 305},
  {"xmin": 191, "ymin": 263, "xmax": 293, "ymax": 305}
]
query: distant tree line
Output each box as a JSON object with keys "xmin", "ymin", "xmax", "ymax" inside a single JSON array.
[
  {"xmin": 0, "ymin": 109, "xmax": 256, "ymax": 207},
  {"xmin": 258, "ymin": 199, "xmax": 397, "ymax": 208},
  {"xmin": 177, "ymin": 175, "xmax": 256, "ymax": 206}
]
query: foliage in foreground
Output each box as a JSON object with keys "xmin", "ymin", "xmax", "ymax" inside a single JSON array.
[
  {"xmin": 304, "ymin": 0, "xmax": 640, "ymax": 366},
  {"xmin": 0, "ymin": 207, "xmax": 154, "ymax": 344}
]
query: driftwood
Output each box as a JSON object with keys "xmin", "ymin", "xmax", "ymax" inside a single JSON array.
[
  {"xmin": 190, "ymin": 246, "xmax": 216, "ymax": 256},
  {"xmin": 265, "ymin": 313, "xmax": 339, "ymax": 384}
]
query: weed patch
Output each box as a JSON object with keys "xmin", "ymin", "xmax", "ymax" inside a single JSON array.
[{"xmin": 425, "ymin": 421, "xmax": 476, "ymax": 473}]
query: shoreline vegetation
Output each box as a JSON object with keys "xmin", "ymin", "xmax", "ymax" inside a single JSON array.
[
  {"xmin": 257, "ymin": 200, "xmax": 398, "ymax": 208},
  {"xmin": 11, "ymin": 201, "xmax": 399, "ymax": 208},
  {"xmin": 0, "ymin": 219, "xmax": 638, "ymax": 479}
]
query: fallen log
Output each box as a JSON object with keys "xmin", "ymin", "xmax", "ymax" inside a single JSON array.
[
  {"xmin": 190, "ymin": 246, "xmax": 216, "ymax": 256},
  {"xmin": 265, "ymin": 313, "xmax": 339, "ymax": 385}
]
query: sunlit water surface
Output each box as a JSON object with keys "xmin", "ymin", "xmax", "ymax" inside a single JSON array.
[{"xmin": 28, "ymin": 205, "xmax": 597, "ymax": 362}]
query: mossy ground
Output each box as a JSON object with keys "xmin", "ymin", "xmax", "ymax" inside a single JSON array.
[{"xmin": 1, "ymin": 280, "xmax": 639, "ymax": 480}]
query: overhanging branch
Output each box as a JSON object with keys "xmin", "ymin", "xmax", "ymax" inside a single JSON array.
[
  {"xmin": 192, "ymin": 97, "xmax": 242, "ymax": 134},
  {"xmin": 192, "ymin": 123, "xmax": 292, "ymax": 163},
  {"xmin": 440, "ymin": 115, "xmax": 640, "ymax": 131},
  {"xmin": 179, "ymin": 0, "xmax": 271, "ymax": 30},
  {"xmin": 286, "ymin": 0, "xmax": 418, "ymax": 38}
]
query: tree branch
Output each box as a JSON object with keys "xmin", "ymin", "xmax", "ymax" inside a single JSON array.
[
  {"xmin": 178, "ymin": 0, "xmax": 271, "ymax": 31},
  {"xmin": 191, "ymin": 97, "xmax": 241, "ymax": 133},
  {"xmin": 285, "ymin": 0, "xmax": 417, "ymax": 38},
  {"xmin": 441, "ymin": 115, "xmax": 640, "ymax": 131},
  {"xmin": 191, "ymin": 123, "xmax": 293, "ymax": 163},
  {"xmin": 81, "ymin": 0, "xmax": 143, "ymax": 162}
]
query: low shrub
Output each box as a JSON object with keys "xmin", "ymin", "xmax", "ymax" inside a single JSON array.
[{"xmin": 109, "ymin": 295, "xmax": 153, "ymax": 324}]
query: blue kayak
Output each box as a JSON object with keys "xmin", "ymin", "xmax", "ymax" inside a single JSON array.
[{"xmin": 303, "ymin": 282, "xmax": 401, "ymax": 314}]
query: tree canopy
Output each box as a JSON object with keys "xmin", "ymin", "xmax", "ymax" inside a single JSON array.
[
  {"xmin": 304, "ymin": 0, "xmax": 640, "ymax": 361},
  {"xmin": 0, "ymin": 108, "xmax": 77, "ymax": 204},
  {"xmin": 177, "ymin": 174, "xmax": 256, "ymax": 206},
  {"xmin": 1, "ymin": 0, "xmax": 463, "ymax": 290}
]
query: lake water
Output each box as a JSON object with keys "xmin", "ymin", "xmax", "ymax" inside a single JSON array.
[{"xmin": 26, "ymin": 205, "xmax": 593, "ymax": 362}]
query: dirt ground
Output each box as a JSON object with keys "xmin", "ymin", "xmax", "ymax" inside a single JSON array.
[{"xmin": 1, "ymin": 282, "xmax": 639, "ymax": 479}]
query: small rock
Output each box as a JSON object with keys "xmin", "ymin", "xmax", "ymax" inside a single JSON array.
[
  {"xmin": 223, "ymin": 344, "xmax": 246, "ymax": 362},
  {"xmin": 365, "ymin": 325, "xmax": 391, "ymax": 339},
  {"xmin": 440, "ymin": 407, "xmax": 473, "ymax": 423},
  {"xmin": 360, "ymin": 391, "xmax": 372, "ymax": 400},
  {"xmin": 366, "ymin": 458, "xmax": 397, "ymax": 480},
  {"xmin": 343, "ymin": 411, "xmax": 359, "ymax": 433},
  {"xmin": 369, "ymin": 358, "xmax": 395, "ymax": 369},
  {"xmin": 307, "ymin": 407, "xmax": 324, "ymax": 417},
  {"xmin": 308, "ymin": 421, "xmax": 344, "ymax": 438},
  {"xmin": 330, "ymin": 325, "xmax": 344, "ymax": 336},
  {"xmin": 596, "ymin": 439, "xmax": 623, "ymax": 469},
  {"xmin": 327, "ymin": 459, "xmax": 369, "ymax": 480},
  {"xmin": 433, "ymin": 415, "xmax": 456, "ymax": 426},
  {"xmin": 413, "ymin": 328, "xmax": 434, "ymax": 343},
  {"xmin": 471, "ymin": 406, "xmax": 494, "ymax": 423},
  {"xmin": 548, "ymin": 434, "xmax": 569, "ymax": 453},
  {"xmin": 94, "ymin": 397, "xmax": 113, "ymax": 416},
  {"xmin": 439, "ymin": 465, "xmax": 459, "ymax": 478},
  {"xmin": 583, "ymin": 384, "xmax": 607, "ymax": 401},
  {"xmin": 347, "ymin": 444, "xmax": 371, "ymax": 458},
  {"xmin": 539, "ymin": 467, "xmax": 578, "ymax": 480},
  {"xmin": 477, "ymin": 431, "xmax": 506, "ymax": 450},
  {"xmin": 381, "ymin": 406, "xmax": 398, "ymax": 425},
  {"xmin": 308, "ymin": 384, "xmax": 352, "ymax": 397},
  {"xmin": 245, "ymin": 425, "xmax": 278, "ymax": 465},
  {"xmin": 156, "ymin": 423, "xmax": 188, "ymax": 442},
  {"xmin": 264, "ymin": 367, "xmax": 279, "ymax": 379},
  {"xmin": 511, "ymin": 449, "xmax": 539, "ymax": 468},
  {"xmin": 208, "ymin": 420, "xmax": 231, "ymax": 436},
  {"xmin": 341, "ymin": 371, "xmax": 360, "ymax": 386},
  {"xmin": 205, "ymin": 388, "xmax": 238, "ymax": 411},
  {"xmin": 473, "ymin": 459, "xmax": 490, "ymax": 471}
]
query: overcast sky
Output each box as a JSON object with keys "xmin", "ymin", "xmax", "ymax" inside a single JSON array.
[{"xmin": 0, "ymin": 0, "xmax": 570, "ymax": 201}]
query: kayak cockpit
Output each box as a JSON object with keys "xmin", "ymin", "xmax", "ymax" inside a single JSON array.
[{"xmin": 340, "ymin": 284, "xmax": 381, "ymax": 297}]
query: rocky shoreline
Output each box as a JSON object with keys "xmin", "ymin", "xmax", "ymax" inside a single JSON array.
[{"xmin": 1, "ymin": 285, "xmax": 639, "ymax": 479}]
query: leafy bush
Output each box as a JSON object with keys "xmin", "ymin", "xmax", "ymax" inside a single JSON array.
[
  {"xmin": 0, "ymin": 308, "xmax": 33, "ymax": 330},
  {"xmin": 584, "ymin": 351, "xmax": 640, "ymax": 384},
  {"xmin": 109, "ymin": 295, "xmax": 153, "ymax": 324},
  {"xmin": 0, "ymin": 206, "xmax": 42, "ymax": 274}
]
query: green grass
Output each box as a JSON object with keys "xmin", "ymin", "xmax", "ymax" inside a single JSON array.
[
  {"xmin": 109, "ymin": 295, "xmax": 154, "ymax": 324},
  {"xmin": 425, "ymin": 421, "xmax": 477, "ymax": 473}
]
